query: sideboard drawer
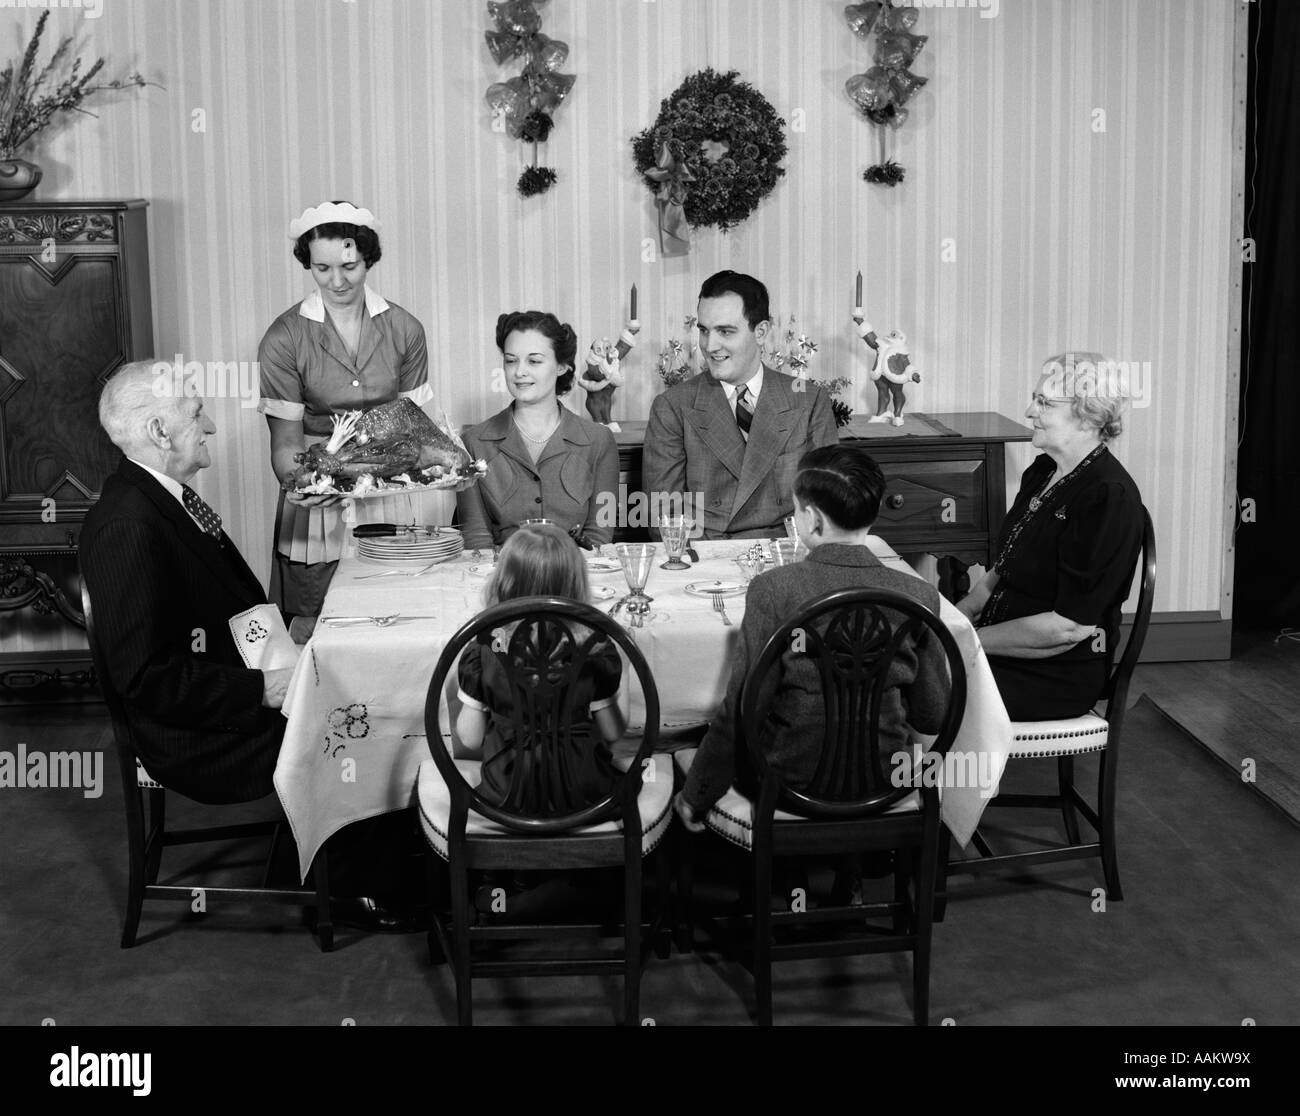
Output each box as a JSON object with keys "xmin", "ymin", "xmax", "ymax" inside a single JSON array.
[{"xmin": 875, "ymin": 458, "xmax": 986, "ymax": 533}]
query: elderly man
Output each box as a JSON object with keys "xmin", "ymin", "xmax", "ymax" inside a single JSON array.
[
  {"xmin": 643, "ymin": 270, "xmax": 839, "ymax": 540},
  {"xmin": 82, "ymin": 362, "xmax": 435, "ymax": 931},
  {"xmin": 80, "ymin": 361, "xmax": 293, "ymax": 804}
]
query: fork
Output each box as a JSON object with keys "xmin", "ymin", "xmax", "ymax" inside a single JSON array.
[
  {"xmin": 712, "ymin": 596, "xmax": 732, "ymax": 626},
  {"xmin": 355, "ymin": 561, "xmax": 440, "ymax": 580}
]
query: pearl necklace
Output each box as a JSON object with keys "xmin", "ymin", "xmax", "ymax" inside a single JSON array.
[{"xmin": 513, "ymin": 410, "xmax": 561, "ymax": 445}]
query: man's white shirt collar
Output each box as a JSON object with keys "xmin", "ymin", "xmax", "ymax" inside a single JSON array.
[
  {"xmin": 129, "ymin": 458, "xmax": 208, "ymax": 532},
  {"xmin": 298, "ymin": 285, "xmax": 390, "ymax": 322},
  {"xmin": 130, "ymin": 459, "xmax": 184, "ymax": 503},
  {"xmin": 722, "ymin": 365, "xmax": 764, "ymax": 405}
]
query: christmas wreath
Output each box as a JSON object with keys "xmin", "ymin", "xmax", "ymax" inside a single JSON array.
[{"xmin": 632, "ymin": 68, "xmax": 787, "ymax": 255}]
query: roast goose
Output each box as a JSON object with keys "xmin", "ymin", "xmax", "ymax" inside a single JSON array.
[{"xmin": 286, "ymin": 398, "xmax": 485, "ymax": 493}]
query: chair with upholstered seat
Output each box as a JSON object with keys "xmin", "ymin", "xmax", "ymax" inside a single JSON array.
[
  {"xmin": 81, "ymin": 584, "xmax": 332, "ymax": 951},
  {"xmin": 418, "ymin": 596, "xmax": 671, "ymax": 1026},
  {"xmin": 673, "ymin": 587, "xmax": 967, "ymax": 1026},
  {"xmin": 939, "ymin": 506, "xmax": 1156, "ymax": 904}
]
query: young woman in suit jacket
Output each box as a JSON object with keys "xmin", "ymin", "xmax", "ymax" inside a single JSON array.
[{"xmin": 456, "ymin": 311, "xmax": 619, "ymax": 550}]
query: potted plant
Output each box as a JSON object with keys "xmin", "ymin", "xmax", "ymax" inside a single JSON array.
[{"xmin": 0, "ymin": 12, "xmax": 155, "ymax": 202}]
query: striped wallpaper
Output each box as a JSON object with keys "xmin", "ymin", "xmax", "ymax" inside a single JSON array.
[{"xmin": 1, "ymin": 0, "xmax": 1240, "ymax": 656}]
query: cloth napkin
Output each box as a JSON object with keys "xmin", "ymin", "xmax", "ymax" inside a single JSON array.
[{"xmin": 229, "ymin": 604, "xmax": 300, "ymax": 671}]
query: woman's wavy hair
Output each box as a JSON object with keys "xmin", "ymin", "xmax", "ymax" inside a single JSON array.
[
  {"xmin": 1041, "ymin": 352, "xmax": 1131, "ymax": 442},
  {"xmin": 292, "ymin": 199, "xmax": 382, "ymax": 269},
  {"xmin": 496, "ymin": 310, "xmax": 578, "ymax": 396},
  {"xmin": 485, "ymin": 523, "xmax": 589, "ymax": 607}
]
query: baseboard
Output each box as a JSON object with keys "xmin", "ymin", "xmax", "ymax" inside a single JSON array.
[{"xmin": 1121, "ymin": 612, "xmax": 1231, "ymax": 662}]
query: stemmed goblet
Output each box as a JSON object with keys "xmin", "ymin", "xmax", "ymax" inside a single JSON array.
[{"xmin": 615, "ymin": 543, "xmax": 656, "ymax": 628}]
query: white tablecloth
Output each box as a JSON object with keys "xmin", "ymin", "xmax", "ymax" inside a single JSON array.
[{"xmin": 274, "ymin": 537, "xmax": 1011, "ymax": 878}]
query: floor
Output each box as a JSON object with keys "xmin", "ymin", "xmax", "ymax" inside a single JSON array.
[
  {"xmin": 1132, "ymin": 628, "xmax": 1300, "ymax": 825},
  {"xmin": 2, "ymin": 674, "xmax": 1297, "ymax": 1026}
]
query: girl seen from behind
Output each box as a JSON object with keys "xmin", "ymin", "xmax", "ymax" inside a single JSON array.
[{"xmin": 455, "ymin": 523, "xmax": 626, "ymax": 812}]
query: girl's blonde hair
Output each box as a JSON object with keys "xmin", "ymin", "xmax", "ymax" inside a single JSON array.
[{"xmin": 485, "ymin": 523, "xmax": 590, "ymax": 606}]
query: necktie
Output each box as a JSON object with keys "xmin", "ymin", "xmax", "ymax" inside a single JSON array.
[
  {"xmin": 735, "ymin": 385, "xmax": 754, "ymax": 438},
  {"xmin": 182, "ymin": 485, "xmax": 223, "ymax": 540}
]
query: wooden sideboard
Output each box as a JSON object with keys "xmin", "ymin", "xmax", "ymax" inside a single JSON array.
[
  {"xmin": 0, "ymin": 200, "xmax": 153, "ymax": 695},
  {"xmin": 612, "ymin": 411, "xmax": 1031, "ymax": 597}
]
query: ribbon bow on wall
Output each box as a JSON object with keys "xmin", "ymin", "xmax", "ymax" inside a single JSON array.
[
  {"xmin": 843, "ymin": 0, "xmax": 929, "ymax": 186},
  {"xmin": 644, "ymin": 142, "xmax": 695, "ymax": 258},
  {"xmin": 484, "ymin": 0, "xmax": 576, "ymax": 196}
]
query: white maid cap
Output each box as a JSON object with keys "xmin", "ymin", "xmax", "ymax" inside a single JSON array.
[{"xmin": 288, "ymin": 202, "xmax": 381, "ymax": 241}]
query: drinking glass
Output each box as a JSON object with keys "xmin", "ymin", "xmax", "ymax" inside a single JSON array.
[
  {"xmin": 770, "ymin": 539, "xmax": 801, "ymax": 567},
  {"xmin": 659, "ymin": 515, "xmax": 691, "ymax": 570},
  {"xmin": 782, "ymin": 515, "xmax": 808, "ymax": 560},
  {"xmin": 615, "ymin": 543, "xmax": 656, "ymax": 627},
  {"xmin": 734, "ymin": 552, "xmax": 767, "ymax": 584}
]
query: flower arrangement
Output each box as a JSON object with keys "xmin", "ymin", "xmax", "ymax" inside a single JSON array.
[
  {"xmin": 632, "ymin": 68, "xmax": 787, "ymax": 253},
  {"xmin": 823, "ymin": 377, "xmax": 856, "ymax": 428},
  {"xmin": 761, "ymin": 315, "xmax": 819, "ymax": 375},
  {"xmin": 657, "ymin": 316, "xmax": 700, "ymax": 387},
  {"xmin": 759, "ymin": 318, "xmax": 852, "ymax": 427},
  {"xmin": 0, "ymin": 13, "xmax": 156, "ymax": 160}
]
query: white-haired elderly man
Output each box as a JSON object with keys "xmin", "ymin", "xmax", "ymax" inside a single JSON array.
[
  {"xmin": 80, "ymin": 361, "xmax": 293, "ymax": 804},
  {"xmin": 81, "ymin": 362, "xmax": 434, "ymax": 931}
]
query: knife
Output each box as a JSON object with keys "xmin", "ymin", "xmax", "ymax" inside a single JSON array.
[{"xmin": 353, "ymin": 524, "xmax": 445, "ymax": 538}]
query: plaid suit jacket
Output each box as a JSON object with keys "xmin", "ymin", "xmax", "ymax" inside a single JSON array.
[{"xmin": 643, "ymin": 369, "xmax": 839, "ymax": 539}]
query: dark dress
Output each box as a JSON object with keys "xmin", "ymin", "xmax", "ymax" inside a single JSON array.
[
  {"xmin": 977, "ymin": 445, "xmax": 1144, "ymax": 720},
  {"xmin": 456, "ymin": 624, "xmax": 622, "ymax": 812}
]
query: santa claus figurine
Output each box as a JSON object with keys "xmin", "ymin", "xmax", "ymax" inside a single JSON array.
[
  {"xmin": 578, "ymin": 322, "xmax": 639, "ymax": 432},
  {"xmin": 854, "ymin": 314, "xmax": 921, "ymax": 426}
]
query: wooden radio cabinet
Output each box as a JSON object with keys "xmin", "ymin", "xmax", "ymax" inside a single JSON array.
[{"xmin": 0, "ymin": 200, "xmax": 153, "ymax": 693}]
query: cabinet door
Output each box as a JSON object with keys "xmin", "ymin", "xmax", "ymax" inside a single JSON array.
[{"xmin": 0, "ymin": 255, "xmax": 126, "ymax": 522}]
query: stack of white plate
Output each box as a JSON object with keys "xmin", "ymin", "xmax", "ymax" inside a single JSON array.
[{"xmin": 355, "ymin": 527, "xmax": 463, "ymax": 566}]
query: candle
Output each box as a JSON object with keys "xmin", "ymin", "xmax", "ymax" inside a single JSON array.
[
  {"xmin": 855, "ymin": 270, "xmax": 863, "ymax": 310},
  {"xmin": 630, "ymin": 283, "xmax": 638, "ymax": 323}
]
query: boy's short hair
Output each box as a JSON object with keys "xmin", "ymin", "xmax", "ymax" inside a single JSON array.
[{"xmin": 793, "ymin": 445, "xmax": 885, "ymax": 530}]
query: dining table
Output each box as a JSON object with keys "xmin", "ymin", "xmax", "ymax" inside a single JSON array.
[{"xmin": 274, "ymin": 534, "xmax": 1013, "ymax": 879}]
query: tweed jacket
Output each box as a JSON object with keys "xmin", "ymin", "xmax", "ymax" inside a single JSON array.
[
  {"xmin": 643, "ymin": 369, "xmax": 839, "ymax": 539},
  {"xmin": 681, "ymin": 543, "xmax": 950, "ymax": 814}
]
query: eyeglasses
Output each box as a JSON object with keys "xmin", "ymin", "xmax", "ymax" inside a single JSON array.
[{"xmin": 1030, "ymin": 393, "xmax": 1072, "ymax": 409}]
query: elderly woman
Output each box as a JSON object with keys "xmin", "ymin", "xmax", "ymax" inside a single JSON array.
[
  {"xmin": 257, "ymin": 201, "xmax": 434, "ymax": 624},
  {"xmin": 958, "ymin": 353, "xmax": 1144, "ymax": 720},
  {"xmin": 456, "ymin": 310, "xmax": 619, "ymax": 551}
]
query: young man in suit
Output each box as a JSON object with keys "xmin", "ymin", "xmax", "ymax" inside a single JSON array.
[
  {"xmin": 643, "ymin": 271, "xmax": 840, "ymax": 539},
  {"xmin": 80, "ymin": 361, "xmax": 292, "ymax": 804}
]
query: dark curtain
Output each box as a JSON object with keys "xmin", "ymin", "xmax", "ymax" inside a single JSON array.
[{"xmin": 1234, "ymin": 0, "xmax": 1300, "ymax": 628}]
